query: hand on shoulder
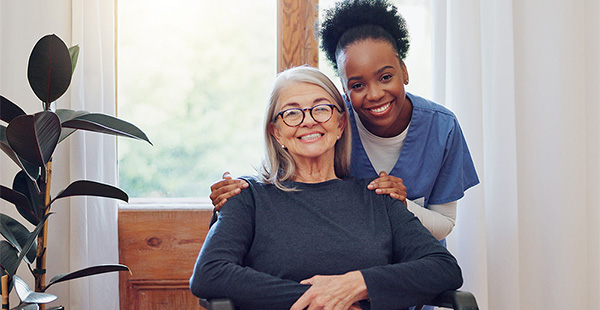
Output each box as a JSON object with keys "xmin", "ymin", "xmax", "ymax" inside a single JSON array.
[{"xmin": 210, "ymin": 171, "xmax": 249, "ymax": 210}]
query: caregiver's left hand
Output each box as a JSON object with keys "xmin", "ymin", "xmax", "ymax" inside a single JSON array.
[{"xmin": 368, "ymin": 171, "xmax": 407, "ymax": 203}]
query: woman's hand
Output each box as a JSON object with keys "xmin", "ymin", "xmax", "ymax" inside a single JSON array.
[
  {"xmin": 290, "ymin": 271, "xmax": 368, "ymax": 310},
  {"xmin": 367, "ymin": 171, "xmax": 407, "ymax": 203},
  {"xmin": 209, "ymin": 172, "xmax": 249, "ymax": 211}
]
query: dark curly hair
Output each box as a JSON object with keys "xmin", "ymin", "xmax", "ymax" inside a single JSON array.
[{"xmin": 318, "ymin": 0, "xmax": 410, "ymax": 72}]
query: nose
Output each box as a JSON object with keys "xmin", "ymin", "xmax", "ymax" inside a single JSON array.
[
  {"xmin": 366, "ymin": 83, "xmax": 384, "ymax": 101},
  {"xmin": 299, "ymin": 109, "xmax": 318, "ymax": 127}
]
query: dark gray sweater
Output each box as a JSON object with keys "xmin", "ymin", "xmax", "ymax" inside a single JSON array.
[{"xmin": 190, "ymin": 177, "xmax": 462, "ymax": 310}]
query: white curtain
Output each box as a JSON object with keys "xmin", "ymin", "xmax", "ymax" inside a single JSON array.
[
  {"xmin": 0, "ymin": 1, "xmax": 119, "ymax": 309},
  {"xmin": 434, "ymin": 0, "xmax": 600, "ymax": 309}
]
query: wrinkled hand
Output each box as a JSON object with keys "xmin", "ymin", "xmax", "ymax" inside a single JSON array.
[
  {"xmin": 209, "ymin": 172, "xmax": 249, "ymax": 210},
  {"xmin": 290, "ymin": 271, "xmax": 368, "ymax": 310},
  {"xmin": 367, "ymin": 171, "xmax": 407, "ymax": 204}
]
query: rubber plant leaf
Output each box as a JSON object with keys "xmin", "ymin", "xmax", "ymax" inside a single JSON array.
[
  {"xmin": 27, "ymin": 34, "xmax": 72, "ymax": 104},
  {"xmin": 13, "ymin": 171, "xmax": 43, "ymax": 221},
  {"xmin": 47, "ymin": 307, "xmax": 65, "ymax": 310},
  {"xmin": 0, "ymin": 214, "xmax": 37, "ymax": 264},
  {"xmin": 0, "ymin": 185, "xmax": 39, "ymax": 226},
  {"xmin": 0, "ymin": 95, "xmax": 26, "ymax": 124},
  {"xmin": 55, "ymin": 109, "xmax": 89, "ymax": 143},
  {"xmin": 6, "ymin": 111, "xmax": 61, "ymax": 167},
  {"xmin": 69, "ymin": 45, "xmax": 80, "ymax": 74},
  {"xmin": 45, "ymin": 264, "xmax": 130, "ymax": 291},
  {"xmin": 13, "ymin": 275, "xmax": 57, "ymax": 304},
  {"xmin": 10, "ymin": 213, "xmax": 51, "ymax": 276},
  {"xmin": 0, "ymin": 126, "xmax": 41, "ymax": 180},
  {"xmin": 52, "ymin": 180, "xmax": 128, "ymax": 203},
  {"xmin": 1, "ymin": 240, "xmax": 18, "ymax": 279},
  {"xmin": 62, "ymin": 113, "xmax": 152, "ymax": 145},
  {"xmin": 11, "ymin": 304, "xmax": 40, "ymax": 310}
]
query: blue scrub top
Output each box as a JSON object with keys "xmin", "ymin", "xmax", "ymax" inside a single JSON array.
[{"xmin": 348, "ymin": 92, "xmax": 479, "ymax": 207}]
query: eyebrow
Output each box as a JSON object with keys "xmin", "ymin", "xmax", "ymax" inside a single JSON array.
[
  {"xmin": 347, "ymin": 65, "xmax": 395, "ymax": 82},
  {"xmin": 281, "ymin": 97, "xmax": 332, "ymax": 109}
]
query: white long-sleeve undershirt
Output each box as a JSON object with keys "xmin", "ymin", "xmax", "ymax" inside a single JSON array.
[{"xmin": 406, "ymin": 199, "xmax": 456, "ymax": 240}]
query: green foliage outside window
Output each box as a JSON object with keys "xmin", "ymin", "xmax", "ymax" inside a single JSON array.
[{"xmin": 118, "ymin": 0, "xmax": 276, "ymax": 198}]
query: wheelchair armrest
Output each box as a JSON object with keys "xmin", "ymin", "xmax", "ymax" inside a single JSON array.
[
  {"xmin": 199, "ymin": 298, "xmax": 235, "ymax": 310},
  {"xmin": 426, "ymin": 290, "xmax": 479, "ymax": 310},
  {"xmin": 199, "ymin": 290, "xmax": 478, "ymax": 310}
]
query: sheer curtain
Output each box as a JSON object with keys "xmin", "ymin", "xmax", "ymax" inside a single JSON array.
[
  {"xmin": 0, "ymin": 0, "xmax": 119, "ymax": 309},
  {"xmin": 433, "ymin": 0, "xmax": 600, "ymax": 309}
]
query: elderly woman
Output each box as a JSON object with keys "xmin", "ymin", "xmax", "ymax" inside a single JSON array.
[{"xmin": 189, "ymin": 66, "xmax": 462, "ymax": 310}]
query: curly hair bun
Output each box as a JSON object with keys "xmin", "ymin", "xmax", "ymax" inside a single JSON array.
[{"xmin": 318, "ymin": 0, "xmax": 410, "ymax": 70}]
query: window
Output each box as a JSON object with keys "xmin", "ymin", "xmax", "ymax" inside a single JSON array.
[
  {"xmin": 117, "ymin": 0, "xmax": 276, "ymax": 200},
  {"xmin": 117, "ymin": 0, "xmax": 431, "ymax": 203}
]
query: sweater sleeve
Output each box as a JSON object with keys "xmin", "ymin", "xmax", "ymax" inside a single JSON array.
[
  {"xmin": 189, "ymin": 185, "xmax": 309, "ymax": 309},
  {"xmin": 360, "ymin": 198, "xmax": 463, "ymax": 309}
]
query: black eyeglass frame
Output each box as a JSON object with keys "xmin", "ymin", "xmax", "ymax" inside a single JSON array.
[{"xmin": 273, "ymin": 104, "xmax": 343, "ymax": 127}]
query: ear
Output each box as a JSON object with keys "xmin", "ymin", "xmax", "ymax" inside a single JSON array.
[
  {"xmin": 337, "ymin": 112, "xmax": 347, "ymax": 138},
  {"xmin": 268, "ymin": 122, "xmax": 282, "ymax": 144},
  {"xmin": 400, "ymin": 60, "xmax": 409, "ymax": 84}
]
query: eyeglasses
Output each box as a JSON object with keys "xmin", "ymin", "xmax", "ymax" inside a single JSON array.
[{"xmin": 274, "ymin": 104, "xmax": 343, "ymax": 127}]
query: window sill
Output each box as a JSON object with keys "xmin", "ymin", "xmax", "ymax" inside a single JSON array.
[{"xmin": 118, "ymin": 197, "xmax": 213, "ymax": 210}]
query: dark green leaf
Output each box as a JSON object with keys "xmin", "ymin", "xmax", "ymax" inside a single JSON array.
[
  {"xmin": 45, "ymin": 264, "xmax": 130, "ymax": 291},
  {"xmin": 11, "ymin": 213, "xmax": 51, "ymax": 276},
  {"xmin": 0, "ymin": 185, "xmax": 39, "ymax": 226},
  {"xmin": 27, "ymin": 34, "xmax": 72, "ymax": 104},
  {"xmin": 0, "ymin": 95, "xmax": 26, "ymax": 124},
  {"xmin": 55, "ymin": 109, "xmax": 88, "ymax": 142},
  {"xmin": 0, "ymin": 214, "xmax": 37, "ymax": 264},
  {"xmin": 0, "ymin": 137, "xmax": 40, "ymax": 181},
  {"xmin": 13, "ymin": 171, "xmax": 42, "ymax": 220},
  {"xmin": 13, "ymin": 275, "xmax": 57, "ymax": 304},
  {"xmin": 47, "ymin": 307, "xmax": 64, "ymax": 310},
  {"xmin": 6, "ymin": 112, "xmax": 61, "ymax": 167},
  {"xmin": 1, "ymin": 240, "xmax": 18, "ymax": 279},
  {"xmin": 62, "ymin": 113, "xmax": 152, "ymax": 145},
  {"xmin": 69, "ymin": 45, "xmax": 80, "ymax": 74},
  {"xmin": 53, "ymin": 180, "xmax": 128, "ymax": 203}
]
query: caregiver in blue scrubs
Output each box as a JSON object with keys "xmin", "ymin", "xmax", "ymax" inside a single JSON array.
[{"xmin": 210, "ymin": 0, "xmax": 479, "ymax": 242}]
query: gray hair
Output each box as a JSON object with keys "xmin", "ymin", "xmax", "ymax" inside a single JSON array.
[{"xmin": 258, "ymin": 66, "xmax": 352, "ymax": 191}]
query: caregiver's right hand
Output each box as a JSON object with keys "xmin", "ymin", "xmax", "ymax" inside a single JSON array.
[{"xmin": 209, "ymin": 171, "xmax": 249, "ymax": 210}]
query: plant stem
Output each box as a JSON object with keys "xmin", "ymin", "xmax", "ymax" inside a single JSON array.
[
  {"xmin": 35, "ymin": 159, "xmax": 52, "ymax": 310},
  {"xmin": 1, "ymin": 275, "xmax": 8, "ymax": 309}
]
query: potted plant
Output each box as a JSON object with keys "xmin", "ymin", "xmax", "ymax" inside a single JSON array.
[{"xmin": 0, "ymin": 34, "xmax": 151, "ymax": 309}]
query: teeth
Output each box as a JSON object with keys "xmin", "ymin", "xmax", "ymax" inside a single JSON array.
[
  {"xmin": 300, "ymin": 133, "xmax": 323, "ymax": 140},
  {"xmin": 370, "ymin": 102, "xmax": 391, "ymax": 113}
]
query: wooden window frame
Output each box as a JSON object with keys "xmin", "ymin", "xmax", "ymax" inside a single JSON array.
[{"xmin": 277, "ymin": 0, "xmax": 319, "ymax": 72}]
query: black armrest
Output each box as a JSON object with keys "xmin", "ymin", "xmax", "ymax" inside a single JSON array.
[
  {"xmin": 199, "ymin": 298, "xmax": 235, "ymax": 310},
  {"xmin": 426, "ymin": 290, "xmax": 479, "ymax": 310}
]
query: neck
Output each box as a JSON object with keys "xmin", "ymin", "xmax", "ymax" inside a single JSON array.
[{"xmin": 292, "ymin": 157, "xmax": 338, "ymax": 183}]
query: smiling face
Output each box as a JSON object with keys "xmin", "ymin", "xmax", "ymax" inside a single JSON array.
[
  {"xmin": 338, "ymin": 39, "xmax": 412, "ymax": 137},
  {"xmin": 270, "ymin": 82, "xmax": 346, "ymax": 167}
]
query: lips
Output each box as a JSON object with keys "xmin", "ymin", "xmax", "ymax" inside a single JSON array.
[
  {"xmin": 298, "ymin": 133, "xmax": 324, "ymax": 141},
  {"xmin": 368, "ymin": 101, "xmax": 392, "ymax": 114}
]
